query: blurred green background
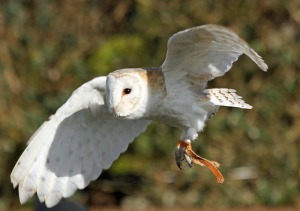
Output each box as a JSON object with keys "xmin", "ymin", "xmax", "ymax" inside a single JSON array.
[{"xmin": 0, "ymin": 0, "xmax": 299, "ymax": 210}]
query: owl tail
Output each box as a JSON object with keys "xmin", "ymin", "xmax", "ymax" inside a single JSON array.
[{"xmin": 204, "ymin": 88, "xmax": 252, "ymax": 109}]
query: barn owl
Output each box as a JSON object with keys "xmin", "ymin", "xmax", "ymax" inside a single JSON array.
[{"xmin": 11, "ymin": 25, "xmax": 267, "ymax": 207}]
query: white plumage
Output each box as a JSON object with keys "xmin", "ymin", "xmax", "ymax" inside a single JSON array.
[
  {"xmin": 11, "ymin": 25, "xmax": 267, "ymax": 207},
  {"xmin": 11, "ymin": 77, "xmax": 150, "ymax": 207}
]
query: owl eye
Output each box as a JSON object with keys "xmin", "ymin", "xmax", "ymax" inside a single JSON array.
[{"xmin": 123, "ymin": 88, "xmax": 132, "ymax": 95}]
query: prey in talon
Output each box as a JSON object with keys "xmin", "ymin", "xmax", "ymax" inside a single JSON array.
[
  {"xmin": 175, "ymin": 140, "xmax": 193, "ymax": 169},
  {"xmin": 175, "ymin": 140, "xmax": 224, "ymax": 183},
  {"xmin": 11, "ymin": 25, "xmax": 267, "ymax": 208}
]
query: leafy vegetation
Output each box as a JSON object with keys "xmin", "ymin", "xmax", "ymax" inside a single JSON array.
[{"xmin": 1, "ymin": 0, "xmax": 299, "ymax": 209}]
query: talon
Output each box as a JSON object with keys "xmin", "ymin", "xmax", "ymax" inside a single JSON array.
[
  {"xmin": 176, "ymin": 140, "xmax": 224, "ymax": 183},
  {"xmin": 175, "ymin": 145, "xmax": 185, "ymax": 170},
  {"xmin": 175, "ymin": 141, "xmax": 193, "ymax": 169},
  {"xmin": 184, "ymin": 154, "xmax": 193, "ymax": 168}
]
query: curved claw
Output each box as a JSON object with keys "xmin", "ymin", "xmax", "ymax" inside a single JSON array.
[
  {"xmin": 175, "ymin": 145, "xmax": 186, "ymax": 170},
  {"xmin": 184, "ymin": 154, "xmax": 193, "ymax": 168},
  {"xmin": 176, "ymin": 140, "xmax": 224, "ymax": 184},
  {"xmin": 175, "ymin": 141, "xmax": 194, "ymax": 169}
]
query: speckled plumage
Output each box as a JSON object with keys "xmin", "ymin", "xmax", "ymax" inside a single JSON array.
[{"xmin": 11, "ymin": 25, "xmax": 267, "ymax": 208}]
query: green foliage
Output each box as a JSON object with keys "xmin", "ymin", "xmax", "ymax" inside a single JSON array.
[
  {"xmin": 1, "ymin": 0, "xmax": 299, "ymax": 209},
  {"xmin": 87, "ymin": 35, "xmax": 148, "ymax": 74}
]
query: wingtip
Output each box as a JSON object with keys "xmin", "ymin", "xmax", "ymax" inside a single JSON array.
[
  {"xmin": 261, "ymin": 62, "xmax": 268, "ymax": 72},
  {"xmin": 10, "ymin": 175, "xmax": 18, "ymax": 189},
  {"xmin": 264, "ymin": 66, "xmax": 268, "ymax": 72},
  {"xmin": 19, "ymin": 186, "xmax": 33, "ymax": 205},
  {"xmin": 249, "ymin": 48, "xmax": 268, "ymax": 72},
  {"xmin": 45, "ymin": 192, "xmax": 63, "ymax": 208},
  {"xmin": 245, "ymin": 105, "xmax": 253, "ymax": 109}
]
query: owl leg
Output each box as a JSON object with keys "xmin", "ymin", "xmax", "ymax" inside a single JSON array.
[{"xmin": 175, "ymin": 140, "xmax": 224, "ymax": 184}]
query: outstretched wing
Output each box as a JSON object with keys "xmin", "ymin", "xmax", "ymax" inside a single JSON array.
[
  {"xmin": 11, "ymin": 77, "xmax": 151, "ymax": 208},
  {"xmin": 161, "ymin": 25, "xmax": 268, "ymax": 91}
]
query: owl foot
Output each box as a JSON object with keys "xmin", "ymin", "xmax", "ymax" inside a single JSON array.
[{"xmin": 175, "ymin": 140, "xmax": 224, "ymax": 183}]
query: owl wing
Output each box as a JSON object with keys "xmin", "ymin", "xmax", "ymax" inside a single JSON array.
[
  {"xmin": 10, "ymin": 76, "xmax": 151, "ymax": 208},
  {"xmin": 161, "ymin": 25, "xmax": 268, "ymax": 91}
]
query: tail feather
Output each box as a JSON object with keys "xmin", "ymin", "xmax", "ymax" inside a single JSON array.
[{"xmin": 204, "ymin": 88, "xmax": 252, "ymax": 109}]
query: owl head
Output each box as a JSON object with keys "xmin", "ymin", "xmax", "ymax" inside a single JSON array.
[{"xmin": 106, "ymin": 68, "xmax": 148, "ymax": 119}]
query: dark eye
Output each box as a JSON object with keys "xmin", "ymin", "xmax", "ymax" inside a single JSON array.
[{"xmin": 123, "ymin": 88, "xmax": 132, "ymax": 95}]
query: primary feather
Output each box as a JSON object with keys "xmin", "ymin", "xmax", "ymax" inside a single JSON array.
[
  {"xmin": 162, "ymin": 24, "xmax": 267, "ymax": 93},
  {"xmin": 11, "ymin": 77, "xmax": 150, "ymax": 207}
]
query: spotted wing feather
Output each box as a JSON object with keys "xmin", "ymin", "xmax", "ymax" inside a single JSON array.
[{"xmin": 204, "ymin": 88, "xmax": 252, "ymax": 109}]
